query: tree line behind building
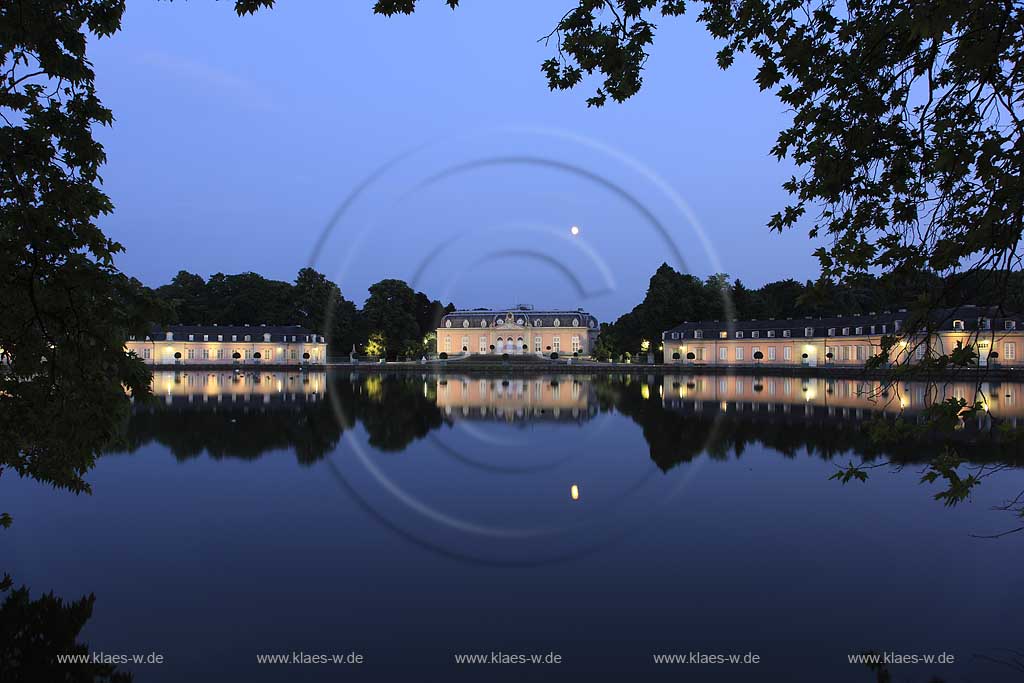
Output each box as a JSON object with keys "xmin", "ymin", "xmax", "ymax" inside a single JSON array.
[{"xmin": 143, "ymin": 265, "xmax": 1024, "ymax": 361}]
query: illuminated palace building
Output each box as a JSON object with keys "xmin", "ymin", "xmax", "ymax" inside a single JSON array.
[
  {"xmin": 126, "ymin": 325, "xmax": 327, "ymax": 366},
  {"xmin": 437, "ymin": 306, "xmax": 599, "ymax": 356},
  {"xmin": 663, "ymin": 306, "xmax": 1024, "ymax": 368}
]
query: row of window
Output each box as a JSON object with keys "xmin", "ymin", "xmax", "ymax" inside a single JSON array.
[
  {"xmin": 674, "ymin": 341, "xmax": 1018, "ymax": 362},
  {"xmin": 672, "ymin": 322, "xmax": 905, "ymax": 341},
  {"xmin": 446, "ymin": 318, "xmax": 583, "ymax": 329},
  {"xmin": 443, "ymin": 335, "xmax": 583, "ymax": 353},
  {"xmin": 139, "ymin": 348, "xmax": 314, "ymax": 361},
  {"xmin": 953, "ymin": 319, "xmax": 1016, "ymax": 331},
  {"xmin": 130, "ymin": 333, "xmax": 322, "ymax": 343},
  {"xmin": 672, "ymin": 318, "xmax": 1019, "ymax": 341}
]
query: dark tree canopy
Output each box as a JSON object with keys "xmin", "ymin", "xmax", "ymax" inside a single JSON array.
[{"xmin": 362, "ymin": 0, "xmax": 1024, "ymax": 323}]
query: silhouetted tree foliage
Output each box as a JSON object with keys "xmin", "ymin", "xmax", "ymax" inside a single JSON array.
[
  {"xmin": 152, "ymin": 269, "xmax": 451, "ymax": 356},
  {"xmin": 0, "ymin": 586, "xmax": 131, "ymax": 682}
]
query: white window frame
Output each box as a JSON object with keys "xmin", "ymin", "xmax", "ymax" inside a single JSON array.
[
  {"xmin": 735, "ymin": 347, "xmax": 744, "ymax": 361},
  {"xmin": 719, "ymin": 347, "xmax": 727, "ymax": 361}
]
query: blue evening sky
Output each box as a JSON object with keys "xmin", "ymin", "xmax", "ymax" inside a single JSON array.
[{"xmin": 92, "ymin": 1, "xmax": 820, "ymax": 321}]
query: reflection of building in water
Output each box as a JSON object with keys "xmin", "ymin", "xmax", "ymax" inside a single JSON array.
[
  {"xmin": 434, "ymin": 376, "xmax": 596, "ymax": 422},
  {"xmin": 138, "ymin": 371, "xmax": 326, "ymax": 409},
  {"xmin": 660, "ymin": 375, "xmax": 1024, "ymax": 427}
]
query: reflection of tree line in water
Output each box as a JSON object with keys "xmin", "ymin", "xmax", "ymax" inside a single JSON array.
[
  {"xmin": 113, "ymin": 374, "xmax": 1024, "ymax": 471},
  {"xmin": 114, "ymin": 373, "xmax": 451, "ymax": 462},
  {"xmin": 9, "ymin": 373, "xmax": 1022, "ymax": 682}
]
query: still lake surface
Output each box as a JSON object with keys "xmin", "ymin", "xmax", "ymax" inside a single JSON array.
[{"xmin": 4, "ymin": 370, "xmax": 1024, "ymax": 682}]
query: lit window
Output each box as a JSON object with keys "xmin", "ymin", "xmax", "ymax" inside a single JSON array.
[{"xmin": 719, "ymin": 331, "xmax": 728, "ymax": 339}]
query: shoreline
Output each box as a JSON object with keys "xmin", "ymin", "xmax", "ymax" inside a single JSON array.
[{"xmin": 144, "ymin": 361, "xmax": 1023, "ymax": 381}]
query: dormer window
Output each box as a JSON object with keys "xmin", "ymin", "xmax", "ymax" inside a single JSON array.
[
  {"xmin": 231, "ymin": 335, "xmax": 237, "ymax": 342},
  {"xmin": 783, "ymin": 330, "xmax": 791, "ymax": 338},
  {"xmin": 841, "ymin": 327, "xmax": 850, "ymax": 336},
  {"xmin": 671, "ymin": 332, "xmax": 679, "ymax": 340},
  {"xmin": 980, "ymin": 318, "xmax": 991, "ymax": 330},
  {"xmin": 827, "ymin": 328, "xmax": 836, "ymax": 336},
  {"xmin": 445, "ymin": 320, "xmax": 452, "ymax": 328},
  {"xmin": 895, "ymin": 320, "xmax": 902, "ymax": 332},
  {"xmin": 804, "ymin": 327, "xmax": 813, "ymax": 337},
  {"xmin": 736, "ymin": 331, "xmax": 744, "ymax": 339},
  {"xmin": 767, "ymin": 330, "xmax": 775, "ymax": 338},
  {"xmin": 263, "ymin": 333, "xmax": 271, "ymax": 342},
  {"xmin": 244, "ymin": 335, "xmax": 251, "ymax": 342},
  {"xmin": 719, "ymin": 331, "xmax": 727, "ymax": 339},
  {"xmin": 953, "ymin": 320, "xmax": 965, "ymax": 331},
  {"xmin": 1006, "ymin": 320, "xmax": 1017, "ymax": 331},
  {"xmin": 855, "ymin": 327, "xmax": 863, "ymax": 335},
  {"xmin": 188, "ymin": 334, "xmax": 194, "ymax": 341},
  {"xmin": 218, "ymin": 334, "xmax": 223, "ymax": 342},
  {"xmin": 128, "ymin": 334, "xmax": 136, "ymax": 341},
  {"xmin": 203, "ymin": 334, "xmax": 209, "ymax": 341},
  {"xmin": 694, "ymin": 330, "xmax": 703, "ymax": 339},
  {"xmin": 751, "ymin": 331, "xmax": 759, "ymax": 339},
  {"xmin": 881, "ymin": 324, "xmax": 887, "ymax": 334},
  {"xmin": 870, "ymin": 325, "xmax": 875, "ymax": 334}
]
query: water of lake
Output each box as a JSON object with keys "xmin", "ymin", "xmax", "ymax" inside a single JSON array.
[{"xmin": 3, "ymin": 370, "xmax": 1023, "ymax": 682}]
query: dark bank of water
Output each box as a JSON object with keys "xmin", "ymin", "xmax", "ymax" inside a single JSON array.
[{"xmin": 2, "ymin": 371, "xmax": 1022, "ymax": 682}]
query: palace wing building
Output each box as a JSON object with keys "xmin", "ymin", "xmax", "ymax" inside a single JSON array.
[
  {"xmin": 663, "ymin": 306, "xmax": 1023, "ymax": 368},
  {"xmin": 437, "ymin": 306, "xmax": 599, "ymax": 356},
  {"xmin": 127, "ymin": 324, "xmax": 327, "ymax": 366}
]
